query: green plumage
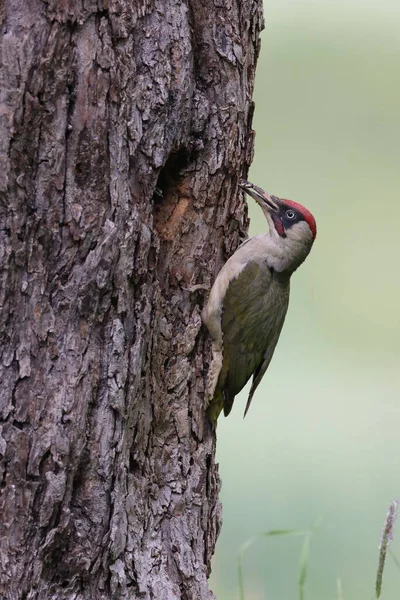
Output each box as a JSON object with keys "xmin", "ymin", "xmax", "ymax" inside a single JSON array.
[{"xmin": 208, "ymin": 259, "xmax": 289, "ymax": 423}]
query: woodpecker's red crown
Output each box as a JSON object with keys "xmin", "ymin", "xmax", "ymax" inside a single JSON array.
[{"xmin": 280, "ymin": 199, "xmax": 317, "ymax": 239}]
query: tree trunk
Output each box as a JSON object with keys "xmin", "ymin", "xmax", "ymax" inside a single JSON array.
[{"xmin": 0, "ymin": 1, "xmax": 263, "ymax": 598}]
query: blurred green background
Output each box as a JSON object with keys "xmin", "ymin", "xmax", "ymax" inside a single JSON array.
[{"xmin": 210, "ymin": 1, "xmax": 400, "ymax": 598}]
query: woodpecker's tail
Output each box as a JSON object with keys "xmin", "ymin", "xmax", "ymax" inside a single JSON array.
[{"xmin": 243, "ymin": 389, "xmax": 255, "ymax": 418}]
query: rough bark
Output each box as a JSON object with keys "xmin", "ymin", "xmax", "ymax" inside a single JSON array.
[{"xmin": 0, "ymin": 1, "xmax": 263, "ymax": 598}]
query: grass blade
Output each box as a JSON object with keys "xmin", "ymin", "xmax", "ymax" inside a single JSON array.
[
  {"xmin": 298, "ymin": 533, "xmax": 311, "ymax": 600},
  {"xmin": 337, "ymin": 578, "xmax": 344, "ymax": 600},
  {"xmin": 261, "ymin": 529, "xmax": 312, "ymax": 537},
  {"xmin": 237, "ymin": 528, "xmax": 314, "ymax": 600},
  {"xmin": 389, "ymin": 549, "xmax": 400, "ymax": 572}
]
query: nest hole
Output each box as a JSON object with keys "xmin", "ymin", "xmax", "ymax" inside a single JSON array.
[{"xmin": 153, "ymin": 148, "xmax": 193, "ymax": 241}]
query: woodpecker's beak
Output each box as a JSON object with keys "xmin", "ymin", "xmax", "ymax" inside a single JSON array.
[{"xmin": 239, "ymin": 179, "xmax": 279, "ymax": 213}]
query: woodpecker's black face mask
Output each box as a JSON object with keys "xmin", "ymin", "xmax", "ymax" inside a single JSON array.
[{"xmin": 274, "ymin": 203, "xmax": 307, "ymax": 237}]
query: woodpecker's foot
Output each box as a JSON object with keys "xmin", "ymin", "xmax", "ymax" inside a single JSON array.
[{"xmin": 181, "ymin": 283, "xmax": 209, "ymax": 293}]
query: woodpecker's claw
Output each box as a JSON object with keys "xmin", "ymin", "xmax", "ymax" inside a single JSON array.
[{"xmin": 181, "ymin": 283, "xmax": 209, "ymax": 293}]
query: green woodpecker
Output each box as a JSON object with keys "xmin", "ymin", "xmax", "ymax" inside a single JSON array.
[{"xmin": 202, "ymin": 179, "xmax": 317, "ymax": 424}]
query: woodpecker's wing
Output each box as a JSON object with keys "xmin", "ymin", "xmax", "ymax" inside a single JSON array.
[
  {"xmin": 219, "ymin": 260, "xmax": 289, "ymax": 416},
  {"xmin": 243, "ymin": 335, "xmax": 281, "ymax": 417},
  {"xmin": 243, "ymin": 291, "xmax": 289, "ymax": 415}
]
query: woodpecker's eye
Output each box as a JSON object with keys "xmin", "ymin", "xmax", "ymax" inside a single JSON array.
[{"xmin": 285, "ymin": 210, "xmax": 296, "ymax": 220}]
